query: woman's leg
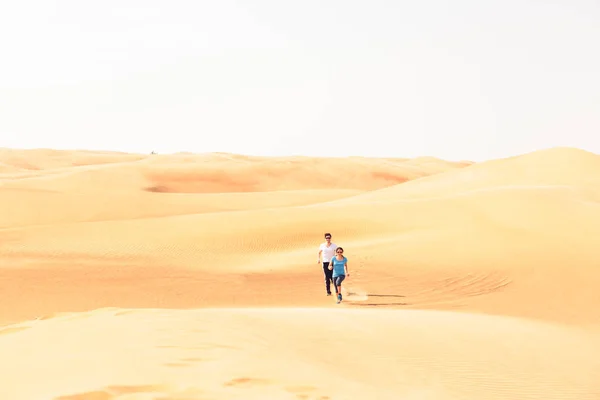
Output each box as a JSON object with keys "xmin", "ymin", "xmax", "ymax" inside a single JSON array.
[{"xmin": 337, "ymin": 275, "xmax": 346, "ymax": 301}]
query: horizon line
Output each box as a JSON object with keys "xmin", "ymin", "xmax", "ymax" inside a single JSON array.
[{"xmin": 1, "ymin": 144, "xmax": 597, "ymax": 164}]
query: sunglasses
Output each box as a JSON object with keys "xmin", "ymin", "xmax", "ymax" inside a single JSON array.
[{"xmin": 336, "ymin": 250, "xmax": 343, "ymax": 253}]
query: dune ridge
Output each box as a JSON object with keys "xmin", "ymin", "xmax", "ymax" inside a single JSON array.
[{"xmin": 1, "ymin": 146, "xmax": 599, "ymax": 399}]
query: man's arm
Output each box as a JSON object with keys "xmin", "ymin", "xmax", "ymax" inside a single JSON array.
[{"xmin": 317, "ymin": 249, "xmax": 322, "ymax": 264}]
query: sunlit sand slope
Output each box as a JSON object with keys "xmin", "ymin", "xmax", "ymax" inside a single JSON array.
[
  {"xmin": 337, "ymin": 146, "xmax": 600, "ymax": 201},
  {"xmin": 0, "ymin": 308, "xmax": 598, "ymax": 400}
]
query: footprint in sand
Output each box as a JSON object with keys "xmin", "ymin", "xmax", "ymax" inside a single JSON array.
[
  {"xmin": 223, "ymin": 377, "xmax": 272, "ymax": 387},
  {"xmin": 285, "ymin": 385, "xmax": 332, "ymax": 400},
  {"xmin": 54, "ymin": 384, "xmax": 171, "ymax": 400}
]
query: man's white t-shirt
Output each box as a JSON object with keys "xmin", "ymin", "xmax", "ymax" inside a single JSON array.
[{"xmin": 320, "ymin": 242, "xmax": 337, "ymax": 263}]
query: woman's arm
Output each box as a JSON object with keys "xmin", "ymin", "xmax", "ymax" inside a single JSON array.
[{"xmin": 345, "ymin": 260, "xmax": 349, "ymax": 276}]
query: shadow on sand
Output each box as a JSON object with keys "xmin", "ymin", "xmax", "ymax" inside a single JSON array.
[{"xmin": 353, "ymin": 302, "xmax": 410, "ymax": 307}]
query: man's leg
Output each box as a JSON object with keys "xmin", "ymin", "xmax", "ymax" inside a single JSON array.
[
  {"xmin": 327, "ymin": 267, "xmax": 335, "ymax": 295},
  {"xmin": 323, "ymin": 262, "xmax": 332, "ymax": 295}
]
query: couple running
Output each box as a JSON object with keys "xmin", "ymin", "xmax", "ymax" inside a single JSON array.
[{"xmin": 317, "ymin": 233, "xmax": 349, "ymax": 304}]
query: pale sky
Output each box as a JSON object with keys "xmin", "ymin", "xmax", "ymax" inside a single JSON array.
[{"xmin": 1, "ymin": 0, "xmax": 599, "ymax": 161}]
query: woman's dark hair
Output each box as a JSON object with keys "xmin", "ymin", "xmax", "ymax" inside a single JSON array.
[{"xmin": 336, "ymin": 247, "xmax": 344, "ymax": 252}]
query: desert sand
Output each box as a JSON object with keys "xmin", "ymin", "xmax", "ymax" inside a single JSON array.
[{"xmin": 0, "ymin": 146, "xmax": 599, "ymax": 399}]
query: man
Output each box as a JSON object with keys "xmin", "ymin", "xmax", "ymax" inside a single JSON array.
[{"xmin": 317, "ymin": 232, "xmax": 337, "ymax": 296}]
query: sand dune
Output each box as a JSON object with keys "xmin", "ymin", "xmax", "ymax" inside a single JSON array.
[
  {"xmin": 1, "ymin": 146, "xmax": 600, "ymax": 399},
  {"xmin": 1, "ymin": 307, "xmax": 599, "ymax": 400},
  {"xmin": 337, "ymin": 147, "xmax": 600, "ymax": 202},
  {"xmin": 0, "ymin": 149, "xmax": 468, "ymax": 228},
  {"xmin": 0, "ymin": 147, "xmax": 147, "ymax": 171}
]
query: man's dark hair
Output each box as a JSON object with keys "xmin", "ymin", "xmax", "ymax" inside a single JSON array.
[{"xmin": 324, "ymin": 233, "xmax": 331, "ymax": 238}]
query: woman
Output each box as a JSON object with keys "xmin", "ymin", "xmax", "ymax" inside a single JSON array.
[{"xmin": 329, "ymin": 247, "xmax": 349, "ymax": 303}]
